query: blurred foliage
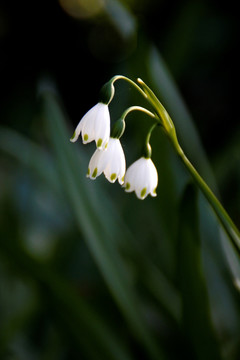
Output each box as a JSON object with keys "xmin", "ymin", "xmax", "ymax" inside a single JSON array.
[{"xmin": 0, "ymin": 0, "xmax": 240, "ymax": 359}]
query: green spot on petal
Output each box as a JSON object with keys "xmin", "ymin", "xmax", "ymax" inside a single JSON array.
[
  {"xmin": 87, "ymin": 168, "xmax": 90, "ymax": 176},
  {"xmin": 83, "ymin": 134, "xmax": 88, "ymax": 141},
  {"xmin": 141, "ymin": 188, "xmax": 147, "ymax": 198},
  {"xmin": 92, "ymin": 168, "xmax": 98, "ymax": 178},
  {"xmin": 125, "ymin": 182, "xmax": 130, "ymax": 190},
  {"xmin": 110, "ymin": 173, "xmax": 117, "ymax": 181},
  {"xmin": 97, "ymin": 138, "xmax": 103, "ymax": 147}
]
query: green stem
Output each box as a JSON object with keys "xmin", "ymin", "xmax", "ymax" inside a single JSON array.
[
  {"xmin": 143, "ymin": 122, "xmax": 158, "ymax": 159},
  {"xmin": 178, "ymin": 146, "xmax": 240, "ymax": 255},
  {"xmin": 110, "ymin": 75, "xmax": 148, "ymax": 100},
  {"xmin": 146, "ymin": 122, "xmax": 158, "ymax": 145},
  {"xmin": 110, "ymin": 75, "xmax": 240, "ymax": 255},
  {"xmin": 121, "ymin": 105, "xmax": 157, "ymax": 121},
  {"xmin": 136, "ymin": 76, "xmax": 240, "ymax": 255}
]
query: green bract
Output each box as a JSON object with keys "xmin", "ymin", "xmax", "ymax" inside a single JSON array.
[
  {"xmin": 111, "ymin": 118, "xmax": 125, "ymax": 139},
  {"xmin": 99, "ymin": 80, "xmax": 115, "ymax": 105}
]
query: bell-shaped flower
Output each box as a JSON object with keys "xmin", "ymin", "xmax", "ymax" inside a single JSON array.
[
  {"xmin": 70, "ymin": 103, "xmax": 110, "ymax": 150},
  {"xmin": 87, "ymin": 137, "xmax": 126, "ymax": 184},
  {"xmin": 123, "ymin": 157, "xmax": 158, "ymax": 199}
]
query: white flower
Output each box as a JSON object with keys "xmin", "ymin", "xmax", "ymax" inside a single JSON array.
[
  {"xmin": 70, "ymin": 103, "xmax": 110, "ymax": 149},
  {"xmin": 123, "ymin": 157, "xmax": 158, "ymax": 199},
  {"xmin": 87, "ymin": 137, "xmax": 126, "ymax": 184}
]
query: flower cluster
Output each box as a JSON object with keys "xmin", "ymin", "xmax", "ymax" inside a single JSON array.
[{"xmin": 70, "ymin": 78, "xmax": 158, "ymax": 200}]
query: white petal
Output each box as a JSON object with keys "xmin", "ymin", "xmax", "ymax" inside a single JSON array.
[
  {"xmin": 125, "ymin": 158, "xmax": 144, "ymax": 193},
  {"xmin": 103, "ymin": 139, "xmax": 126, "ymax": 184},
  {"xmin": 135, "ymin": 159, "xmax": 156, "ymax": 199},
  {"xmin": 81, "ymin": 104, "xmax": 100, "ymax": 144},
  {"xmin": 87, "ymin": 149, "xmax": 105, "ymax": 179},
  {"xmin": 70, "ymin": 104, "xmax": 98, "ymax": 143},
  {"xmin": 94, "ymin": 104, "xmax": 110, "ymax": 149},
  {"xmin": 70, "ymin": 119, "xmax": 84, "ymax": 143},
  {"xmin": 86, "ymin": 137, "xmax": 126, "ymax": 184},
  {"xmin": 135, "ymin": 168, "xmax": 149, "ymax": 199},
  {"xmin": 70, "ymin": 103, "xmax": 110, "ymax": 147},
  {"xmin": 124, "ymin": 157, "xmax": 158, "ymax": 199},
  {"xmin": 148, "ymin": 160, "xmax": 158, "ymax": 196},
  {"xmin": 103, "ymin": 142, "xmax": 117, "ymax": 182},
  {"xmin": 124, "ymin": 161, "xmax": 137, "ymax": 192},
  {"xmin": 117, "ymin": 149, "xmax": 126, "ymax": 185}
]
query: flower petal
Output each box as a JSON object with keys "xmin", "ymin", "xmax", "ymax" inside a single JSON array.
[
  {"xmin": 87, "ymin": 137, "xmax": 126, "ymax": 185},
  {"xmin": 81, "ymin": 104, "xmax": 100, "ymax": 144},
  {"xmin": 94, "ymin": 104, "xmax": 110, "ymax": 149},
  {"xmin": 103, "ymin": 139, "xmax": 126, "ymax": 184},
  {"xmin": 124, "ymin": 157, "xmax": 158, "ymax": 199},
  {"xmin": 70, "ymin": 103, "xmax": 110, "ymax": 148},
  {"xmin": 87, "ymin": 148, "xmax": 106, "ymax": 179}
]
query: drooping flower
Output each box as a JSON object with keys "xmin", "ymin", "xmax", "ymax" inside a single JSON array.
[
  {"xmin": 70, "ymin": 103, "xmax": 110, "ymax": 150},
  {"xmin": 87, "ymin": 137, "xmax": 126, "ymax": 184},
  {"xmin": 123, "ymin": 157, "xmax": 158, "ymax": 199}
]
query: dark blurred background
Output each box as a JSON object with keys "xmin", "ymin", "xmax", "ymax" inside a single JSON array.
[
  {"xmin": 1, "ymin": 0, "xmax": 239, "ymax": 216},
  {"xmin": 0, "ymin": 0, "xmax": 239, "ymax": 147},
  {"xmin": 0, "ymin": 1, "xmax": 240, "ymax": 359}
]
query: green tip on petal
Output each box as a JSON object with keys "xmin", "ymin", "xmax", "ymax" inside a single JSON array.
[
  {"xmin": 83, "ymin": 134, "xmax": 89, "ymax": 141},
  {"xmin": 97, "ymin": 138, "xmax": 103, "ymax": 148},
  {"xmin": 125, "ymin": 182, "xmax": 130, "ymax": 190},
  {"xmin": 70, "ymin": 131, "xmax": 76, "ymax": 142},
  {"xmin": 141, "ymin": 188, "xmax": 147, "ymax": 198},
  {"xmin": 110, "ymin": 173, "xmax": 117, "ymax": 181},
  {"xmin": 92, "ymin": 168, "xmax": 98, "ymax": 178},
  {"xmin": 87, "ymin": 168, "xmax": 90, "ymax": 176}
]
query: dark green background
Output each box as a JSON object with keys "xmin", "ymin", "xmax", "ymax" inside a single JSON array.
[{"xmin": 0, "ymin": 1, "xmax": 240, "ymax": 359}]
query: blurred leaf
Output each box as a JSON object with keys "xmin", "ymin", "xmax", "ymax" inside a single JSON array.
[
  {"xmin": 124, "ymin": 39, "xmax": 240, "ymax": 284},
  {"xmin": 0, "ymin": 263, "xmax": 39, "ymax": 354},
  {"xmin": 213, "ymin": 127, "xmax": 240, "ymax": 230},
  {"xmin": 163, "ymin": 1, "xmax": 205, "ymax": 78},
  {"xmin": 198, "ymin": 195, "xmax": 240, "ymax": 359},
  {"xmin": 0, "ymin": 123, "xmax": 183, "ymax": 336},
  {"xmin": 177, "ymin": 183, "xmax": 222, "ymax": 360},
  {"xmin": 147, "ymin": 45, "xmax": 216, "ymax": 189},
  {"xmin": 0, "ymin": 127, "xmax": 60, "ymax": 194},
  {"xmin": 0, "ymin": 233, "xmax": 132, "ymax": 360},
  {"xmin": 42, "ymin": 88, "xmax": 167, "ymax": 360},
  {"xmin": 105, "ymin": 0, "xmax": 136, "ymax": 40}
]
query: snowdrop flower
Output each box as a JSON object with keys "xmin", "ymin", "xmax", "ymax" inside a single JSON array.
[
  {"xmin": 123, "ymin": 157, "xmax": 158, "ymax": 199},
  {"xmin": 70, "ymin": 102, "xmax": 110, "ymax": 150},
  {"xmin": 87, "ymin": 137, "xmax": 126, "ymax": 184}
]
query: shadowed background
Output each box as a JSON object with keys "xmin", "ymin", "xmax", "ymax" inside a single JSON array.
[{"xmin": 0, "ymin": 1, "xmax": 240, "ymax": 359}]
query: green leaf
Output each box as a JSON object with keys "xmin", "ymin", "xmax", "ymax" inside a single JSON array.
[
  {"xmin": 147, "ymin": 44, "xmax": 217, "ymax": 189},
  {"xmin": 42, "ymin": 89, "xmax": 166, "ymax": 360},
  {"xmin": 104, "ymin": 0, "xmax": 136, "ymax": 40},
  {"xmin": 177, "ymin": 183, "xmax": 222, "ymax": 359},
  {"xmin": 0, "ymin": 198, "xmax": 132, "ymax": 360}
]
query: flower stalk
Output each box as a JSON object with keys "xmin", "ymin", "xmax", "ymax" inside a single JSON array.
[
  {"xmin": 134, "ymin": 77, "xmax": 240, "ymax": 255},
  {"xmin": 70, "ymin": 74, "xmax": 240, "ymax": 253},
  {"xmin": 179, "ymin": 149, "xmax": 240, "ymax": 254}
]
